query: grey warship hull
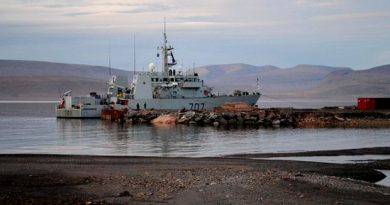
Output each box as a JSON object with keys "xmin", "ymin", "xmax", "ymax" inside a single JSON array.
[
  {"xmin": 125, "ymin": 94, "xmax": 260, "ymax": 110},
  {"xmin": 56, "ymin": 94, "xmax": 260, "ymax": 118}
]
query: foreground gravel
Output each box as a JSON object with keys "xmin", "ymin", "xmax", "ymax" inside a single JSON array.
[{"xmin": 0, "ymin": 154, "xmax": 389, "ymax": 204}]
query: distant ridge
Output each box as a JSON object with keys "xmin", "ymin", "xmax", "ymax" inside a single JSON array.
[
  {"xmin": 195, "ymin": 63, "xmax": 352, "ymax": 94},
  {"xmin": 0, "ymin": 60, "xmax": 132, "ymax": 100},
  {"xmin": 302, "ymin": 64, "xmax": 390, "ymax": 98},
  {"xmin": 365, "ymin": 64, "xmax": 390, "ymax": 73},
  {"xmin": 0, "ymin": 59, "xmax": 389, "ymax": 100},
  {"xmin": 0, "ymin": 59, "xmax": 130, "ymax": 79}
]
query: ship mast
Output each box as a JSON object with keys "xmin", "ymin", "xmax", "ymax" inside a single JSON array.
[
  {"xmin": 162, "ymin": 18, "xmax": 168, "ymax": 75},
  {"xmin": 108, "ymin": 40, "xmax": 112, "ymax": 76},
  {"xmin": 160, "ymin": 18, "xmax": 176, "ymax": 76}
]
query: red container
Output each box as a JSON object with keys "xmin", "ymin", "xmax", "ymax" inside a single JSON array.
[
  {"xmin": 369, "ymin": 98, "xmax": 376, "ymax": 110},
  {"xmin": 357, "ymin": 97, "xmax": 390, "ymax": 110},
  {"xmin": 357, "ymin": 98, "xmax": 363, "ymax": 110},
  {"xmin": 358, "ymin": 98, "xmax": 373, "ymax": 110},
  {"xmin": 358, "ymin": 98, "xmax": 367, "ymax": 110},
  {"xmin": 376, "ymin": 98, "xmax": 390, "ymax": 109}
]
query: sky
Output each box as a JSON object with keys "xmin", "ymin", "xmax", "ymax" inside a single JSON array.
[{"xmin": 0, "ymin": 0, "xmax": 389, "ymax": 71}]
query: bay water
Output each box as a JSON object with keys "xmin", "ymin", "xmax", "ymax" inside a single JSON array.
[{"xmin": 0, "ymin": 102, "xmax": 389, "ymax": 157}]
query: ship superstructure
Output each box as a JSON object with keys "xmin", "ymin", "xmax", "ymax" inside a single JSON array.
[{"xmin": 56, "ymin": 23, "xmax": 261, "ymax": 118}]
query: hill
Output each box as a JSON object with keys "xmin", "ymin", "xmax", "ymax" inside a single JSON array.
[
  {"xmin": 195, "ymin": 63, "xmax": 352, "ymax": 95},
  {"xmin": 0, "ymin": 60, "xmax": 130, "ymax": 79},
  {"xmin": 0, "ymin": 60, "xmax": 132, "ymax": 100},
  {"xmin": 0, "ymin": 59, "xmax": 389, "ymax": 101},
  {"xmin": 0, "ymin": 76, "xmax": 107, "ymax": 100},
  {"xmin": 300, "ymin": 64, "xmax": 390, "ymax": 98}
]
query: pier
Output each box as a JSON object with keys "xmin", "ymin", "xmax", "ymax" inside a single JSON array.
[{"xmin": 101, "ymin": 103, "xmax": 390, "ymax": 128}]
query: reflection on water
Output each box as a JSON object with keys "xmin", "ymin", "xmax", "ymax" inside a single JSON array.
[
  {"xmin": 44, "ymin": 118, "xmax": 390, "ymax": 157},
  {"xmin": 55, "ymin": 119, "xmax": 209, "ymax": 156},
  {"xmin": 0, "ymin": 115, "xmax": 389, "ymax": 157}
]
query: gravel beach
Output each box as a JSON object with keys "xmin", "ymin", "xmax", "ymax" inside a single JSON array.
[{"xmin": 1, "ymin": 149, "xmax": 390, "ymax": 204}]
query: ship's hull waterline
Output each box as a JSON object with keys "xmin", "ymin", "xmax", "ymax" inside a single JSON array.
[
  {"xmin": 56, "ymin": 94, "xmax": 260, "ymax": 118},
  {"xmin": 56, "ymin": 105, "xmax": 105, "ymax": 118},
  {"xmin": 126, "ymin": 95, "xmax": 260, "ymax": 110}
]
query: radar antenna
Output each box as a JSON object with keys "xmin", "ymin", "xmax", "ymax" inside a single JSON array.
[
  {"xmin": 133, "ymin": 35, "xmax": 136, "ymax": 75},
  {"xmin": 159, "ymin": 18, "xmax": 177, "ymax": 75}
]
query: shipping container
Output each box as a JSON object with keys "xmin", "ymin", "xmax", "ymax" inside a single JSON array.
[
  {"xmin": 376, "ymin": 98, "xmax": 390, "ymax": 109},
  {"xmin": 357, "ymin": 98, "xmax": 390, "ymax": 110}
]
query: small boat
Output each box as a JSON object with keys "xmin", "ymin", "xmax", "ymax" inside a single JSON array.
[{"xmin": 56, "ymin": 91, "xmax": 106, "ymax": 118}]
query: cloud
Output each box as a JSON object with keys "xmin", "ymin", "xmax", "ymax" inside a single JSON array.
[
  {"xmin": 113, "ymin": 4, "xmax": 171, "ymax": 14},
  {"xmin": 64, "ymin": 12, "xmax": 100, "ymax": 16},
  {"xmin": 311, "ymin": 11, "xmax": 390, "ymax": 22},
  {"xmin": 1, "ymin": 0, "xmax": 389, "ymax": 38},
  {"xmin": 295, "ymin": 0, "xmax": 341, "ymax": 8},
  {"xmin": 0, "ymin": 0, "xmax": 390, "ymax": 69}
]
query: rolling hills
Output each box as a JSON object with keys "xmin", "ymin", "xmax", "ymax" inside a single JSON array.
[
  {"xmin": 195, "ymin": 63, "xmax": 353, "ymax": 94},
  {"xmin": 0, "ymin": 59, "xmax": 388, "ymax": 101},
  {"xmin": 0, "ymin": 60, "xmax": 132, "ymax": 100}
]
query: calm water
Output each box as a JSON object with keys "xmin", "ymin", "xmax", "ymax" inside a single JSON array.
[
  {"xmin": 0, "ymin": 102, "xmax": 389, "ymax": 157},
  {"xmin": 262, "ymin": 155, "xmax": 390, "ymax": 164}
]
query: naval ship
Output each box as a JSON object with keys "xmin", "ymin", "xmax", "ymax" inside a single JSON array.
[{"xmin": 56, "ymin": 25, "xmax": 261, "ymax": 118}]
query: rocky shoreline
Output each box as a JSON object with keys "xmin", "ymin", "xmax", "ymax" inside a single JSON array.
[
  {"xmin": 102, "ymin": 105, "xmax": 390, "ymax": 128},
  {"xmin": 1, "ymin": 148, "xmax": 390, "ymax": 204}
]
